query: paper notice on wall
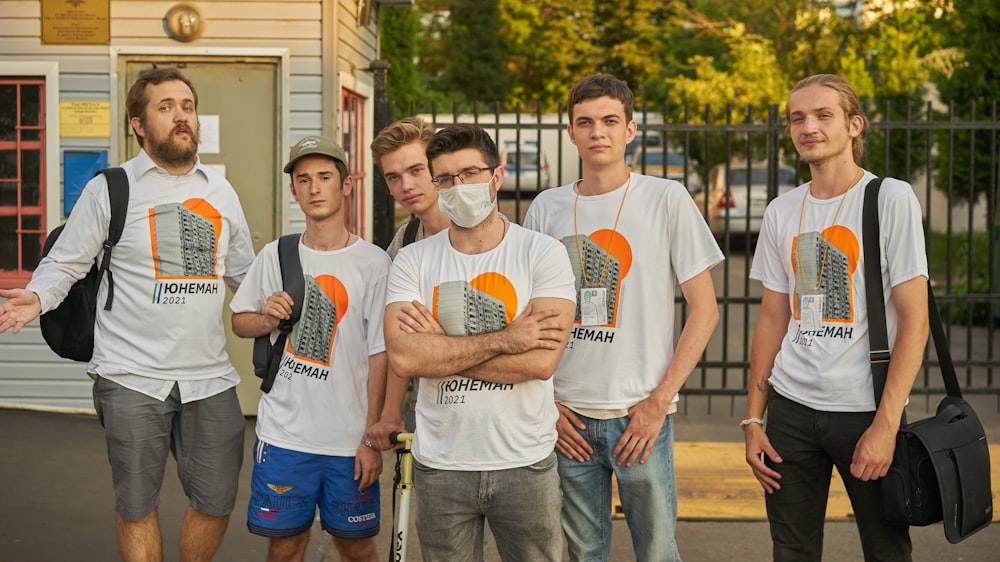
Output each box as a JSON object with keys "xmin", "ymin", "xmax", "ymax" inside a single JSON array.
[
  {"xmin": 199, "ymin": 115, "xmax": 220, "ymax": 154},
  {"xmin": 204, "ymin": 163, "xmax": 227, "ymax": 178}
]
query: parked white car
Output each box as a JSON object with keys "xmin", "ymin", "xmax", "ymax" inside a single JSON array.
[
  {"xmin": 500, "ymin": 141, "xmax": 551, "ymax": 192},
  {"xmin": 631, "ymin": 146, "xmax": 703, "ymax": 193},
  {"xmin": 693, "ymin": 163, "xmax": 799, "ymax": 238}
]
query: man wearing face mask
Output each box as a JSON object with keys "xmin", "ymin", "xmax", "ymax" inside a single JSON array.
[{"xmin": 382, "ymin": 124, "xmax": 577, "ymax": 561}]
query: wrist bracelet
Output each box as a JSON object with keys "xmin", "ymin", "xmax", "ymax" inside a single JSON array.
[
  {"xmin": 739, "ymin": 417, "xmax": 764, "ymax": 429},
  {"xmin": 361, "ymin": 437, "xmax": 377, "ymax": 449}
]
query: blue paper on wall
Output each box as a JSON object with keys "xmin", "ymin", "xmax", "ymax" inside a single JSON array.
[{"xmin": 63, "ymin": 150, "xmax": 108, "ymax": 217}]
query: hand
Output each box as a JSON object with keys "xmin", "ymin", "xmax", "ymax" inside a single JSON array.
[
  {"xmin": 744, "ymin": 424, "xmax": 783, "ymax": 493},
  {"xmin": 366, "ymin": 419, "xmax": 406, "ymax": 451},
  {"xmin": 354, "ymin": 442, "xmax": 383, "ymax": 492},
  {"xmin": 554, "ymin": 403, "xmax": 593, "ymax": 462},
  {"xmin": 850, "ymin": 422, "xmax": 897, "ymax": 481},
  {"xmin": 612, "ymin": 396, "xmax": 670, "ymax": 467},
  {"xmin": 263, "ymin": 291, "xmax": 294, "ymax": 325},
  {"xmin": 397, "ymin": 301, "xmax": 444, "ymax": 334},
  {"xmin": 0, "ymin": 288, "xmax": 42, "ymax": 334},
  {"xmin": 499, "ymin": 304, "xmax": 569, "ymax": 355}
]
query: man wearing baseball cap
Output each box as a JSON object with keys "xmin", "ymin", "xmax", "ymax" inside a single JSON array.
[{"xmin": 231, "ymin": 135, "xmax": 392, "ymax": 562}]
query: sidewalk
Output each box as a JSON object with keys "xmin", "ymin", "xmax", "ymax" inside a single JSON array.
[{"xmin": 1, "ymin": 406, "xmax": 997, "ymax": 561}]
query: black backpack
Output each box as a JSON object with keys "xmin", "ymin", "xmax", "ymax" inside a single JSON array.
[
  {"xmin": 402, "ymin": 217, "xmax": 420, "ymax": 246},
  {"xmin": 251, "ymin": 233, "xmax": 304, "ymax": 393},
  {"xmin": 39, "ymin": 168, "xmax": 129, "ymax": 362}
]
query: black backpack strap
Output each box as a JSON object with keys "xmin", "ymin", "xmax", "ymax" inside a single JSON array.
[
  {"xmin": 96, "ymin": 168, "xmax": 129, "ymax": 311},
  {"xmin": 261, "ymin": 233, "xmax": 304, "ymax": 393},
  {"xmin": 278, "ymin": 233, "xmax": 305, "ymax": 326},
  {"xmin": 402, "ymin": 217, "xmax": 421, "ymax": 247}
]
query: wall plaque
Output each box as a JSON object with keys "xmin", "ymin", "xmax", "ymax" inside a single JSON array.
[
  {"xmin": 42, "ymin": 0, "xmax": 111, "ymax": 45},
  {"xmin": 59, "ymin": 101, "xmax": 111, "ymax": 138}
]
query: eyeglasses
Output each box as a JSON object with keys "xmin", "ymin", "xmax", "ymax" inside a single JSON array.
[{"xmin": 431, "ymin": 167, "xmax": 494, "ymax": 189}]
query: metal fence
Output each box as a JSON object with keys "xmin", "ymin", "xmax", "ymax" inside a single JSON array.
[{"xmin": 396, "ymin": 100, "xmax": 1000, "ymax": 407}]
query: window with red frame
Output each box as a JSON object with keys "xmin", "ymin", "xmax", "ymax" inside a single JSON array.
[
  {"xmin": 341, "ymin": 89, "xmax": 366, "ymax": 235},
  {"xmin": 0, "ymin": 79, "xmax": 46, "ymax": 288}
]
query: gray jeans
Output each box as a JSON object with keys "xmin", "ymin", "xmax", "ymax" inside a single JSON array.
[{"xmin": 413, "ymin": 452, "xmax": 562, "ymax": 562}]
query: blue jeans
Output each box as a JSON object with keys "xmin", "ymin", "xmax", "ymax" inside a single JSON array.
[
  {"xmin": 558, "ymin": 414, "xmax": 681, "ymax": 562},
  {"xmin": 765, "ymin": 391, "xmax": 912, "ymax": 562},
  {"xmin": 413, "ymin": 453, "xmax": 562, "ymax": 562}
]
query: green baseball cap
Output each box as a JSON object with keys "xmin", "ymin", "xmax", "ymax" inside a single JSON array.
[{"xmin": 284, "ymin": 135, "xmax": 348, "ymax": 173}]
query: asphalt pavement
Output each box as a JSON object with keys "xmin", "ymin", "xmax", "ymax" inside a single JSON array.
[{"xmin": 1, "ymin": 403, "xmax": 998, "ymax": 562}]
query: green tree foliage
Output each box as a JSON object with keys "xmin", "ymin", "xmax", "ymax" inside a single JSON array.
[
  {"xmin": 440, "ymin": 0, "xmax": 513, "ymax": 107},
  {"xmin": 500, "ymin": 0, "xmax": 598, "ymax": 112},
  {"xmin": 380, "ymin": 6, "xmax": 420, "ymax": 114},
  {"xmin": 404, "ymin": 1, "xmax": 991, "ymax": 205},
  {"xmin": 930, "ymin": 0, "xmax": 1000, "ymax": 212}
]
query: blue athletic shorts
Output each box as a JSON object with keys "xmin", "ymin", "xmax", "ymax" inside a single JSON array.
[{"xmin": 247, "ymin": 439, "xmax": 380, "ymax": 539}]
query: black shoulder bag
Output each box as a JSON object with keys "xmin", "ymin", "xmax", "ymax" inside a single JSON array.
[{"xmin": 863, "ymin": 177, "xmax": 992, "ymax": 543}]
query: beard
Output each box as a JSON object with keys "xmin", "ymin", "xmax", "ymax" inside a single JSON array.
[{"xmin": 144, "ymin": 122, "xmax": 200, "ymax": 169}]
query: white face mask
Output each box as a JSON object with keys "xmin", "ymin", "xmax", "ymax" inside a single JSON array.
[{"xmin": 437, "ymin": 178, "xmax": 496, "ymax": 228}]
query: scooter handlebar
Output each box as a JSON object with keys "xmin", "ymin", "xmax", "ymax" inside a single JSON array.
[{"xmin": 389, "ymin": 432, "xmax": 414, "ymax": 445}]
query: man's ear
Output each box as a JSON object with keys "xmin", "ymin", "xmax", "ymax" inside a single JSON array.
[
  {"xmin": 490, "ymin": 165, "xmax": 504, "ymax": 198},
  {"xmin": 130, "ymin": 116, "xmax": 145, "ymax": 141},
  {"xmin": 288, "ymin": 180, "xmax": 299, "ymax": 202},
  {"xmin": 342, "ymin": 175, "xmax": 354, "ymax": 198},
  {"xmin": 567, "ymin": 123, "xmax": 578, "ymax": 147},
  {"xmin": 849, "ymin": 114, "xmax": 865, "ymax": 138}
]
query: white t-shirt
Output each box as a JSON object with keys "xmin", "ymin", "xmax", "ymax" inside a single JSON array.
[
  {"xmin": 385, "ymin": 221, "xmax": 576, "ymax": 470},
  {"xmin": 230, "ymin": 237, "xmax": 391, "ymax": 455},
  {"xmin": 524, "ymin": 173, "xmax": 724, "ymax": 409},
  {"xmin": 750, "ymin": 171, "xmax": 928, "ymax": 412},
  {"xmin": 28, "ymin": 150, "xmax": 255, "ymax": 402}
]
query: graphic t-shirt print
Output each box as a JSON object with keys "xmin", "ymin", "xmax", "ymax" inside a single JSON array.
[
  {"xmin": 149, "ymin": 198, "xmax": 222, "ymax": 279},
  {"xmin": 430, "ymin": 272, "xmax": 518, "ymax": 403},
  {"xmin": 148, "ymin": 198, "xmax": 225, "ymax": 305},
  {"xmin": 791, "ymin": 224, "xmax": 860, "ymax": 341},
  {"xmin": 280, "ymin": 274, "xmax": 349, "ymax": 382},
  {"xmin": 433, "ymin": 272, "xmax": 516, "ymax": 336},
  {"xmin": 562, "ymin": 229, "xmax": 633, "ymax": 327}
]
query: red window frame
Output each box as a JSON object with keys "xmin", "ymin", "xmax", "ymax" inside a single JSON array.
[
  {"xmin": 341, "ymin": 89, "xmax": 366, "ymax": 235},
  {"xmin": 0, "ymin": 78, "xmax": 46, "ymax": 288}
]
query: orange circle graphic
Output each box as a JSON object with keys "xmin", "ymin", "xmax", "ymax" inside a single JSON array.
[
  {"xmin": 588, "ymin": 229, "xmax": 633, "ymax": 280},
  {"xmin": 468, "ymin": 272, "xmax": 517, "ymax": 325}
]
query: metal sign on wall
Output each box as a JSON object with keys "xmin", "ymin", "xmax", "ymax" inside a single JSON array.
[{"xmin": 41, "ymin": 0, "xmax": 110, "ymax": 45}]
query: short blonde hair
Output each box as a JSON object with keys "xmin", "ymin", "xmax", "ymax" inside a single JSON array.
[{"xmin": 370, "ymin": 117, "xmax": 435, "ymax": 170}]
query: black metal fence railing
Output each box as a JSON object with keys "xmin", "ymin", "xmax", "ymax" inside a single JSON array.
[{"xmin": 390, "ymin": 100, "xmax": 1000, "ymax": 406}]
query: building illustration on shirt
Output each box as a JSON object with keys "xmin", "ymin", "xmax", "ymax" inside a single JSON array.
[
  {"xmin": 151, "ymin": 202, "xmax": 218, "ymax": 278},
  {"xmin": 794, "ymin": 231, "xmax": 853, "ymax": 322},
  {"xmin": 290, "ymin": 275, "xmax": 338, "ymax": 364},
  {"xmin": 563, "ymin": 234, "xmax": 620, "ymax": 323},
  {"xmin": 436, "ymin": 280, "xmax": 507, "ymax": 336}
]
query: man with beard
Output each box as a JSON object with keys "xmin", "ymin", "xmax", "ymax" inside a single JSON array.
[{"xmin": 0, "ymin": 67, "xmax": 255, "ymax": 562}]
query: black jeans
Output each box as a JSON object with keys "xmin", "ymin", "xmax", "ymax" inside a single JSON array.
[{"xmin": 764, "ymin": 391, "xmax": 912, "ymax": 562}]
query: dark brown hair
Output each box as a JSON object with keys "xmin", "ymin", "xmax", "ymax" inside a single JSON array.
[
  {"xmin": 425, "ymin": 124, "xmax": 500, "ymax": 175},
  {"xmin": 567, "ymin": 73, "xmax": 635, "ymax": 123}
]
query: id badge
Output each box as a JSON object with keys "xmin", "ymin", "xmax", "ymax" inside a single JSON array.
[
  {"xmin": 800, "ymin": 293, "xmax": 824, "ymax": 333},
  {"xmin": 580, "ymin": 287, "xmax": 608, "ymax": 326}
]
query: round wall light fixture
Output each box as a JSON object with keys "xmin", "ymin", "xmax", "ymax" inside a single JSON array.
[{"xmin": 164, "ymin": 3, "xmax": 204, "ymax": 42}]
